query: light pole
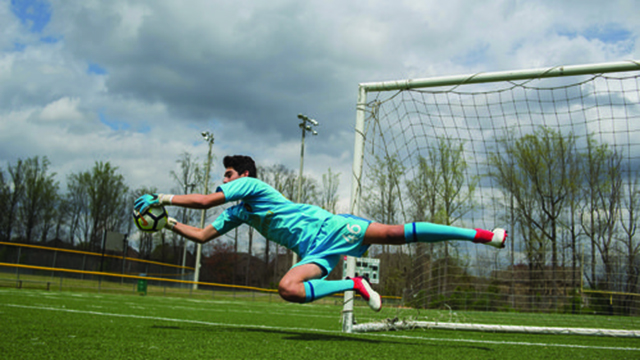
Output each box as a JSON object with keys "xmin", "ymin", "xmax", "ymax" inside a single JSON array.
[
  {"xmin": 294, "ymin": 114, "xmax": 318, "ymax": 264},
  {"xmin": 180, "ymin": 182, "xmax": 196, "ymax": 282},
  {"xmin": 193, "ymin": 131, "xmax": 214, "ymax": 290}
]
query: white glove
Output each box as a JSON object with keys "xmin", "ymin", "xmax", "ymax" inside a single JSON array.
[
  {"xmin": 165, "ymin": 217, "xmax": 178, "ymax": 230},
  {"xmin": 157, "ymin": 193, "xmax": 174, "ymax": 206}
]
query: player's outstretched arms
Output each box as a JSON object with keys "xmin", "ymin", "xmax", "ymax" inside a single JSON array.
[
  {"xmin": 165, "ymin": 218, "xmax": 219, "ymax": 244},
  {"xmin": 135, "ymin": 192, "xmax": 226, "ymax": 213},
  {"xmin": 170, "ymin": 192, "xmax": 226, "ymax": 210}
]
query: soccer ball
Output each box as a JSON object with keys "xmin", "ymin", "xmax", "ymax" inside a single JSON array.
[{"xmin": 133, "ymin": 206, "xmax": 168, "ymax": 232}]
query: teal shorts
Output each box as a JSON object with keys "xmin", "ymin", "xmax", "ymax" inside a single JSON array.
[{"xmin": 293, "ymin": 214, "xmax": 371, "ymax": 278}]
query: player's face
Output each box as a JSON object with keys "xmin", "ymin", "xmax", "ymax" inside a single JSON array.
[{"xmin": 223, "ymin": 167, "xmax": 248, "ymax": 183}]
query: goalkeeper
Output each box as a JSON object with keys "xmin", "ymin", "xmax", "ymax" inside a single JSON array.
[{"xmin": 134, "ymin": 155, "xmax": 506, "ymax": 311}]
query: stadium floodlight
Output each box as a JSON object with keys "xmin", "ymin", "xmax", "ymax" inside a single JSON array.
[
  {"xmin": 343, "ymin": 60, "xmax": 640, "ymax": 335},
  {"xmin": 193, "ymin": 131, "xmax": 214, "ymax": 290},
  {"xmin": 298, "ymin": 113, "xmax": 318, "ymax": 125}
]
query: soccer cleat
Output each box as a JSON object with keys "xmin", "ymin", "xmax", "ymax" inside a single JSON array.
[
  {"xmin": 473, "ymin": 228, "xmax": 507, "ymax": 248},
  {"xmin": 488, "ymin": 228, "xmax": 507, "ymax": 248},
  {"xmin": 351, "ymin": 276, "xmax": 382, "ymax": 312},
  {"xmin": 489, "ymin": 228, "xmax": 507, "ymax": 248}
]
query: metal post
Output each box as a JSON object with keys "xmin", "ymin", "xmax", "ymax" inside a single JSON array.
[
  {"xmin": 294, "ymin": 123, "xmax": 305, "ymax": 266},
  {"xmin": 296, "ymin": 123, "xmax": 306, "ymax": 206},
  {"xmin": 99, "ymin": 229, "xmax": 107, "ymax": 289},
  {"xmin": 181, "ymin": 183, "xmax": 195, "ymax": 284},
  {"xmin": 121, "ymin": 234, "xmax": 128, "ymax": 285},
  {"xmin": 193, "ymin": 131, "xmax": 214, "ymax": 290},
  {"xmin": 15, "ymin": 247, "xmax": 21, "ymax": 278},
  {"xmin": 343, "ymin": 85, "xmax": 367, "ymax": 333},
  {"xmin": 51, "ymin": 248, "xmax": 57, "ymax": 279},
  {"xmin": 295, "ymin": 114, "xmax": 318, "ymax": 265}
]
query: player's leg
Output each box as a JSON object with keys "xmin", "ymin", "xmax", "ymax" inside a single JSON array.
[
  {"xmin": 278, "ymin": 263, "xmax": 324, "ymax": 303},
  {"xmin": 363, "ymin": 222, "xmax": 507, "ymax": 248},
  {"xmin": 278, "ymin": 263, "xmax": 381, "ymax": 311}
]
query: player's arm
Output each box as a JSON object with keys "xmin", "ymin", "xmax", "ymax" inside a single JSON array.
[
  {"xmin": 166, "ymin": 218, "xmax": 220, "ymax": 244},
  {"xmin": 135, "ymin": 192, "xmax": 226, "ymax": 213},
  {"xmin": 169, "ymin": 192, "xmax": 226, "ymax": 209}
]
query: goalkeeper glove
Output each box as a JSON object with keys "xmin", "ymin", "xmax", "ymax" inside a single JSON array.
[
  {"xmin": 134, "ymin": 193, "xmax": 174, "ymax": 213},
  {"xmin": 165, "ymin": 217, "xmax": 178, "ymax": 230}
]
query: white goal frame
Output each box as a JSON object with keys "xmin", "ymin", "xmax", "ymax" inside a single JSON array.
[{"xmin": 342, "ymin": 59, "xmax": 640, "ymax": 334}]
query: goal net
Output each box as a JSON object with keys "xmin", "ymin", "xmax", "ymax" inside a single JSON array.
[{"xmin": 342, "ymin": 60, "xmax": 640, "ymax": 337}]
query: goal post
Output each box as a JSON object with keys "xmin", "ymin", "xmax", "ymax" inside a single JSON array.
[{"xmin": 342, "ymin": 60, "xmax": 640, "ymax": 335}]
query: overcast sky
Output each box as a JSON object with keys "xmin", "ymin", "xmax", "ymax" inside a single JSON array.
[{"xmin": 1, "ymin": 0, "xmax": 638, "ymax": 212}]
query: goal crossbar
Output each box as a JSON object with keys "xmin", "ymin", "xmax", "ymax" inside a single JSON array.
[{"xmin": 360, "ymin": 60, "xmax": 640, "ymax": 92}]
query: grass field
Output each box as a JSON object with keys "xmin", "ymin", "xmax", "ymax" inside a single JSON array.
[{"xmin": 1, "ymin": 287, "xmax": 639, "ymax": 359}]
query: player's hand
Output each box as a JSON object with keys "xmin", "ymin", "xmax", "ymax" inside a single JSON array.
[
  {"xmin": 134, "ymin": 194, "xmax": 159, "ymax": 213},
  {"xmin": 165, "ymin": 217, "xmax": 178, "ymax": 230},
  {"xmin": 134, "ymin": 193, "xmax": 173, "ymax": 213}
]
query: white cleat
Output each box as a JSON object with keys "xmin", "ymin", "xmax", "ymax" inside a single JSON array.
[
  {"xmin": 486, "ymin": 228, "xmax": 507, "ymax": 249},
  {"xmin": 352, "ymin": 276, "xmax": 382, "ymax": 312}
]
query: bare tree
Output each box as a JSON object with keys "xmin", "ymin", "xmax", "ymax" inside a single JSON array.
[
  {"xmin": 563, "ymin": 141, "xmax": 583, "ymax": 309},
  {"xmin": 67, "ymin": 162, "xmax": 129, "ymax": 251},
  {"xmin": 3, "ymin": 159, "xmax": 26, "ymax": 241},
  {"xmin": 18, "ymin": 157, "xmax": 59, "ymax": 243},
  {"xmin": 320, "ymin": 167, "xmax": 340, "ymax": 213},
  {"xmin": 431, "ymin": 137, "xmax": 477, "ymax": 298},
  {"xmin": 66, "ymin": 173, "xmax": 87, "ymax": 246},
  {"xmin": 259, "ymin": 164, "xmax": 295, "ymax": 195},
  {"xmin": 489, "ymin": 127, "xmax": 578, "ymax": 299},
  {"xmin": 619, "ymin": 172, "xmax": 639, "ymax": 313},
  {"xmin": 405, "ymin": 154, "xmax": 441, "ymax": 306},
  {"xmin": 297, "ymin": 175, "xmax": 320, "ymax": 206},
  {"xmin": 171, "ymin": 152, "xmax": 201, "ymax": 263},
  {"xmin": 433, "ymin": 137, "xmax": 477, "ymax": 225},
  {"xmin": 581, "ymin": 138, "xmax": 623, "ymax": 290},
  {"xmin": 362, "ymin": 153, "xmax": 404, "ymax": 255}
]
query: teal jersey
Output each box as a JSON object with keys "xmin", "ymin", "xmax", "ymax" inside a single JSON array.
[{"xmin": 212, "ymin": 177, "xmax": 335, "ymax": 255}]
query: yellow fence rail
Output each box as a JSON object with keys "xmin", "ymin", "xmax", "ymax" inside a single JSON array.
[
  {"xmin": 0, "ymin": 261, "xmax": 276, "ymax": 293},
  {"xmin": 0, "ymin": 241, "xmax": 194, "ymax": 271},
  {"xmin": 0, "ymin": 261, "xmax": 402, "ymax": 300}
]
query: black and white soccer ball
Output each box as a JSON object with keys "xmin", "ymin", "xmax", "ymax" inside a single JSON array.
[{"xmin": 133, "ymin": 206, "xmax": 168, "ymax": 233}]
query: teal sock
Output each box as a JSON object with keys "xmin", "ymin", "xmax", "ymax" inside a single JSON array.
[
  {"xmin": 303, "ymin": 279, "xmax": 354, "ymax": 303},
  {"xmin": 404, "ymin": 222, "xmax": 476, "ymax": 243}
]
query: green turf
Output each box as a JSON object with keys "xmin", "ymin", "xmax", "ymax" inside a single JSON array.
[{"xmin": 0, "ymin": 288, "xmax": 638, "ymax": 359}]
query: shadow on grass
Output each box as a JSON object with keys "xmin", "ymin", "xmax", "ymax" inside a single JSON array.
[{"xmin": 150, "ymin": 325, "xmax": 493, "ymax": 352}]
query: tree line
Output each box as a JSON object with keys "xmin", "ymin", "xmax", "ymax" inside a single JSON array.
[
  {"xmin": 0, "ymin": 157, "xmax": 129, "ymax": 251},
  {"xmin": 0, "ymin": 152, "xmax": 341, "ymax": 272}
]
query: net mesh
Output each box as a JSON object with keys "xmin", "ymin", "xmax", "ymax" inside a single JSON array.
[{"xmin": 352, "ymin": 71, "xmax": 640, "ymax": 331}]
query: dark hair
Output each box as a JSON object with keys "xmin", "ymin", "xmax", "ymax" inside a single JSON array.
[{"xmin": 223, "ymin": 155, "xmax": 257, "ymax": 178}]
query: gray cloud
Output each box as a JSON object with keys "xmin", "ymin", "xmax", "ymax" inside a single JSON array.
[{"xmin": 0, "ymin": 0, "xmax": 638, "ymax": 204}]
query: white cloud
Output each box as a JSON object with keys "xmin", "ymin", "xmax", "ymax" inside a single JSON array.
[{"xmin": 39, "ymin": 97, "xmax": 84, "ymax": 121}]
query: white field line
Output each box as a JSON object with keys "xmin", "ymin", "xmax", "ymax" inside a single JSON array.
[
  {"xmin": 3, "ymin": 303, "xmax": 640, "ymax": 352},
  {"xmin": 0, "ymin": 288, "xmax": 338, "ymax": 319}
]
